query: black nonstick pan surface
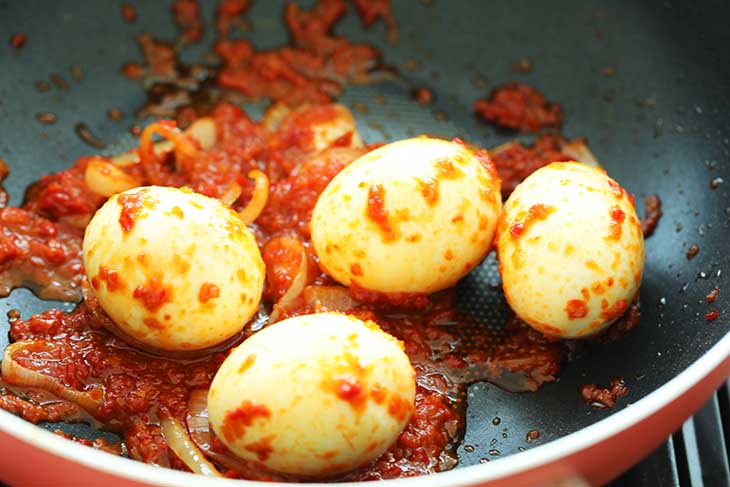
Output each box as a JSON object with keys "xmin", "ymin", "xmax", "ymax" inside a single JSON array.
[{"xmin": 1, "ymin": 0, "xmax": 729, "ymax": 485}]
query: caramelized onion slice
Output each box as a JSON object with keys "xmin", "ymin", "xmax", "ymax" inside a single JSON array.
[
  {"xmin": 220, "ymin": 182, "xmax": 243, "ymax": 206},
  {"xmin": 560, "ymin": 138, "xmax": 601, "ymax": 167},
  {"xmin": 238, "ymin": 170, "xmax": 269, "ymax": 225},
  {"xmin": 302, "ymin": 285, "xmax": 360, "ymax": 312},
  {"xmin": 268, "ymin": 248, "xmax": 308, "ymax": 324},
  {"xmin": 186, "ymin": 389, "xmax": 212, "ymax": 450},
  {"xmin": 85, "ymin": 158, "xmax": 141, "ymax": 197},
  {"xmin": 1, "ymin": 341, "xmax": 102, "ymax": 413},
  {"xmin": 160, "ymin": 417, "xmax": 222, "ymax": 477},
  {"xmin": 112, "ymin": 117, "xmax": 217, "ymax": 167},
  {"xmin": 139, "ymin": 120, "xmax": 200, "ymax": 170},
  {"xmin": 261, "ymin": 102, "xmax": 291, "ymax": 132}
]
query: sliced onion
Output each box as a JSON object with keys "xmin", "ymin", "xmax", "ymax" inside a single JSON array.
[
  {"xmin": 184, "ymin": 117, "xmax": 217, "ymax": 150},
  {"xmin": 0, "ymin": 379, "xmax": 102, "ymax": 427},
  {"xmin": 112, "ymin": 117, "xmax": 217, "ymax": 167},
  {"xmin": 160, "ymin": 417, "xmax": 222, "ymax": 477},
  {"xmin": 489, "ymin": 141, "xmax": 515, "ymax": 154},
  {"xmin": 560, "ymin": 138, "xmax": 601, "ymax": 168},
  {"xmin": 186, "ymin": 389, "xmax": 212, "ymax": 450},
  {"xmin": 58, "ymin": 213, "xmax": 93, "ymax": 229},
  {"xmin": 139, "ymin": 120, "xmax": 201, "ymax": 171},
  {"xmin": 238, "ymin": 170, "xmax": 269, "ymax": 225},
  {"xmin": 268, "ymin": 249, "xmax": 308, "ymax": 324},
  {"xmin": 261, "ymin": 102, "xmax": 291, "ymax": 132},
  {"xmin": 303, "ymin": 285, "xmax": 359, "ymax": 312},
  {"xmin": 1, "ymin": 341, "xmax": 103, "ymax": 413},
  {"xmin": 85, "ymin": 157, "xmax": 141, "ymax": 197},
  {"xmin": 219, "ymin": 182, "xmax": 242, "ymax": 206},
  {"xmin": 112, "ymin": 139, "xmax": 173, "ymax": 167}
]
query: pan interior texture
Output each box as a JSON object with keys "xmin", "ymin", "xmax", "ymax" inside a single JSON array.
[{"xmin": 1, "ymin": 0, "xmax": 729, "ymax": 475}]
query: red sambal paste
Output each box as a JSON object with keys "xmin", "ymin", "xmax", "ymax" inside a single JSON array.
[
  {"xmin": 474, "ymin": 82, "xmax": 564, "ymax": 133},
  {"xmin": 0, "ymin": 103, "xmax": 574, "ymax": 481}
]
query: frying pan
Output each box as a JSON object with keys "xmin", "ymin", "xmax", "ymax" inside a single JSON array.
[{"xmin": 1, "ymin": 0, "xmax": 729, "ymax": 485}]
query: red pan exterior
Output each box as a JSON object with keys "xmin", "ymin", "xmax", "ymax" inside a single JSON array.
[{"xmin": 1, "ymin": 352, "xmax": 728, "ymax": 487}]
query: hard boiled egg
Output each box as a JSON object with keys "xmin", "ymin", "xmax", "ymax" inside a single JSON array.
[
  {"xmin": 207, "ymin": 313, "xmax": 415, "ymax": 477},
  {"xmin": 496, "ymin": 162, "xmax": 644, "ymax": 338},
  {"xmin": 311, "ymin": 136, "xmax": 502, "ymax": 294},
  {"xmin": 82, "ymin": 186, "xmax": 265, "ymax": 351}
]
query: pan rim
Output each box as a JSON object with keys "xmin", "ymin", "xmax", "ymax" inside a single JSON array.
[{"xmin": 2, "ymin": 329, "xmax": 729, "ymax": 486}]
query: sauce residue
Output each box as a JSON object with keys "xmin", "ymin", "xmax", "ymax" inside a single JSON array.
[
  {"xmin": 9, "ymin": 33, "xmax": 28, "ymax": 49},
  {"xmin": 509, "ymin": 204, "xmax": 555, "ymax": 239},
  {"xmin": 580, "ymin": 378, "xmax": 627, "ymax": 409},
  {"xmin": 198, "ymin": 282, "xmax": 221, "ymax": 303},
  {"xmin": 117, "ymin": 190, "xmax": 148, "ymax": 232},
  {"xmin": 133, "ymin": 275, "xmax": 172, "ymax": 311},
  {"xmin": 607, "ymin": 206, "xmax": 625, "ymax": 241},
  {"xmin": 366, "ymin": 184, "xmax": 397, "ymax": 241},
  {"xmin": 474, "ymin": 82, "xmax": 564, "ymax": 133},
  {"xmin": 565, "ymin": 299, "xmax": 589, "ymax": 319},
  {"xmin": 221, "ymin": 401, "xmax": 271, "ymax": 442},
  {"xmin": 121, "ymin": 3, "xmax": 138, "ymax": 22}
]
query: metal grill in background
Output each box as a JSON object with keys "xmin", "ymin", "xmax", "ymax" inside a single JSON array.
[{"xmin": 611, "ymin": 381, "xmax": 730, "ymax": 487}]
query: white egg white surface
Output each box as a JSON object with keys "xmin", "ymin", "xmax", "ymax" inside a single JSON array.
[
  {"xmin": 82, "ymin": 186, "xmax": 265, "ymax": 351},
  {"xmin": 207, "ymin": 313, "xmax": 416, "ymax": 477},
  {"xmin": 311, "ymin": 136, "xmax": 502, "ymax": 294},
  {"xmin": 497, "ymin": 162, "xmax": 644, "ymax": 338}
]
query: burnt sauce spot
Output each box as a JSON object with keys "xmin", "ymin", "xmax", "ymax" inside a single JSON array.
[{"xmin": 74, "ymin": 123, "xmax": 108, "ymax": 149}]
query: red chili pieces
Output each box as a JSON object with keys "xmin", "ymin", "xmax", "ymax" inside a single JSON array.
[
  {"xmin": 121, "ymin": 3, "xmax": 138, "ymax": 23},
  {"xmin": 221, "ymin": 401, "xmax": 271, "ymax": 442},
  {"xmin": 336, "ymin": 377, "xmax": 366, "ymax": 406},
  {"xmin": 173, "ymin": 0, "xmax": 204, "ymax": 45},
  {"xmin": 132, "ymin": 275, "xmax": 172, "ymax": 312},
  {"xmin": 366, "ymin": 184, "xmax": 397, "ymax": 241},
  {"xmin": 216, "ymin": 0, "xmax": 252, "ymax": 38},
  {"xmin": 600, "ymin": 299, "xmax": 628, "ymax": 321},
  {"xmin": 413, "ymin": 87, "xmax": 433, "ymax": 104},
  {"xmin": 490, "ymin": 134, "xmax": 573, "ymax": 197},
  {"xmin": 641, "ymin": 194, "xmax": 662, "ymax": 238},
  {"xmin": 580, "ymin": 378, "xmax": 628, "ymax": 409},
  {"xmin": 509, "ymin": 204, "xmax": 556, "ymax": 240},
  {"xmin": 94, "ymin": 266, "xmax": 122, "ymax": 293},
  {"xmin": 474, "ymin": 82, "xmax": 564, "ymax": 132},
  {"xmin": 706, "ymin": 287, "xmax": 720, "ymax": 303},
  {"xmin": 0, "ymin": 158, "xmax": 8, "ymax": 208},
  {"xmin": 686, "ymin": 244, "xmax": 700, "ymax": 260},
  {"xmin": 607, "ymin": 206, "xmax": 626, "ymax": 241},
  {"xmin": 117, "ymin": 190, "xmax": 148, "ymax": 233},
  {"xmin": 565, "ymin": 299, "xmax": 589, "ymax": 319},
  {"xmin": 9, "ymin": 33, "xmax": 28, "ymax": 49},
  {"xmin": 198, "ymin": 282, "xmax": 221, "ymax": 303}
]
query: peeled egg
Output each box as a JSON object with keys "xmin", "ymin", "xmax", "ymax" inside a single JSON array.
[
  {"xmin": 207, "ymin": 313, "xmax": 415, "ymax": 477},
  {"xmin": 82, "ymin": 186, "xmax": 265, "ymax": 351},
  {"xmin": 496, "ymin": 162, "xmax": 644, "ymax": 338},
  {"xmin": 311, "ymin": 136, "xmax": 502, "ymax": 294}
]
